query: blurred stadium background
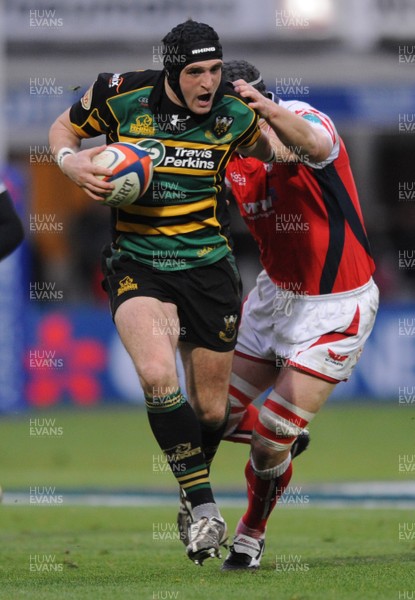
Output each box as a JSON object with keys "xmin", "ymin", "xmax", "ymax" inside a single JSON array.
[
  {"xmin": 1, "ymin": 6, "xmax": 415, "ymax": 598},
  {"xmin": 0, "ymin": 0, "xmax": 414, "ymax": 458}
]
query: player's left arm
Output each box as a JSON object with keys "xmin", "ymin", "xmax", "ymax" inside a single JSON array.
[{"xmin": 233, "ymin": 79, "xmax": 333, "ymax": 163}]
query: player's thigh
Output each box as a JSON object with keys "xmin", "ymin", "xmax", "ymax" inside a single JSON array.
[
  {"xmin": 180, "ymin": 342, "xmax": 234, "ymax": 422},
  {"xmin": 115, "ymin": 296, "xmax": 180, "ymax": 387},
  {"xmin": 232, "ymin": 351, "xmax": 276, "ymax": 392},
  {"xmin": 275, "ymin": 366, "xmax": 336, "ymax": 414}
]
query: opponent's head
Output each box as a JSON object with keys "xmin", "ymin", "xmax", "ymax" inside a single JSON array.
[
  {"xmin": 162, "ymin": 19, "xmax": 223, "ymax": 114},
  {"xmin": 223, "ymin": 59, "xmax": 268, "ymax": 97}
]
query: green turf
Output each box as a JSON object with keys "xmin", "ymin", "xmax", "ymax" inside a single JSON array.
[
  {"xmin": 0, "ymin": 404, "xmax": 413, "ymax": 598},
  {"xmin": 0, "ymin": 403, "xmax": 412, "ymax": 490},
  {"xmin": 0, "ymin": 506, "xmax": 413, "ymax": 600}
]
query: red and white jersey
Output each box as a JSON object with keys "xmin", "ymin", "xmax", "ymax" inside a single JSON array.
[{"xmin": 226, "ymin": 99, "xmax": 375, "ymax": 296}]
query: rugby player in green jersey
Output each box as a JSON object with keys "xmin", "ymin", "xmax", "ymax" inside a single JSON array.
[{"xmin": 49, "ymin": 20, "xmax": 276, "ymax": 565}]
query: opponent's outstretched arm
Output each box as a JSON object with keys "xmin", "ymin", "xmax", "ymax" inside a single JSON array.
[
  {"xmin": 233, "ymin": 79, "xmax": 333, "ymax": 164},
  {"xmin": 236, "ymin": 128, "xmax": 276, "ymax": 163}
]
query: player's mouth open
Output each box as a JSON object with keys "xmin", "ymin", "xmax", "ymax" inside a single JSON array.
[{"xmin": 197, "ymin": 93, "xmax": 212, "ymax": 105}]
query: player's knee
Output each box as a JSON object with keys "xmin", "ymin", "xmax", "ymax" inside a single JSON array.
[
  {"xmin": 249, "ymin": 444, "xmax": 292, "ymax": 477},
  {"xmin": 194, "ymin": 403, "xmax": 228, "ymax": 429},
  {"xmin": 253, "ymin": 394, "xmax": 313, "ymax": 453},
  {"xmin": 251, "ymin": 435, "xmax": 279, "ymax": 467},
  {"xmin": 138, "ymin": 361, "xmax": 177, "ymax": 396}
]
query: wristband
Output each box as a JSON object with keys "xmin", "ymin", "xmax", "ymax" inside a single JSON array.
[{"xmin": 56, "ymin": 147, "xmax": 76, "ymax": 170}]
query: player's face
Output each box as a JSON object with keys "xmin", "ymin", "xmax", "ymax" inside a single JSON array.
[{"xmin": 179, "ymin": 60, "xmax": 223, "ymax": 114}]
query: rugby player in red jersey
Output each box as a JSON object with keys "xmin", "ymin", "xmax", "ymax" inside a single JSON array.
[{"xmin": 219, "ymin": 60, "xmax": 379, "ymax": 569}]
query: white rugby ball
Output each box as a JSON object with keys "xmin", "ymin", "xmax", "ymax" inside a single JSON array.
[{"xmin": 93, "ymin": 142, "xmax": 153, "ymax": 207}]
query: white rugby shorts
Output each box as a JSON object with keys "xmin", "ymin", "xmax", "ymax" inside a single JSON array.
[{"xmin": 236, "ymin": 270, "xmax": 379, "ymax": 383}]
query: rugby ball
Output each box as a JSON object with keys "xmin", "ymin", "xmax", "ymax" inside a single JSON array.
[{"xmin": 93, "ymin": 142, "xmax": 153, "ymax": 207}]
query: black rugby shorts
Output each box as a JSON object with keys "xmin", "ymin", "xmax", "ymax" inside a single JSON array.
[{"xmin": 102, "ymin": 249, "xmax": 242, "ymax": 352}]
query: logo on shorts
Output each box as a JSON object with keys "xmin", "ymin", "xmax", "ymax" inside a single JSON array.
[
  {"xmin": 117, "ymin": 275, "xmax": 138, "ymax": 296},
  {"xmin": 326, "ymin": 348, "xmax": 349, "ymax": 366},
  {"xmin": 219, "ymin": 314, "xmax": 238, "ymax": 343}
]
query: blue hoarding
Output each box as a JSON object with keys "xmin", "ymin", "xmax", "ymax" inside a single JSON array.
[{"xmin": 0, "ymin": 303, "xmax": 408, "ymax": 412}]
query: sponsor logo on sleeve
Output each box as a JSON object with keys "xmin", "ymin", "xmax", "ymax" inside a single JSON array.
[
  {"xmin": 80, "ymin": 83, "xmax": 94, "ymax": 110},
  {"xmin": 108, "ymin": 73, "xmax": 124, "ymax": 93}
]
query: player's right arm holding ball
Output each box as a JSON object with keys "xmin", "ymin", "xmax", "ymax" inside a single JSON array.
[{"xmin": 49, "ymin": 108, "xmax": 114, "ymax": 201}]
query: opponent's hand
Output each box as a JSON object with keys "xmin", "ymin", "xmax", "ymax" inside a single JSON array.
[
  {"xmin": 60, "ymin": 145, "xmax": 115, "ymax": 202},
  {"xmin": 233, "ymin": 79, "xmax": 276, "ymax": 121}
]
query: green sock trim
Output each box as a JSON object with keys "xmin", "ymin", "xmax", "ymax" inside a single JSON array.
[
  {"xmin": 145, "ymin": 389, "xmax": 186, "ymax": 413},
  {"xmin": 180, "ymin": 464, "xmax": 209, "ymax": 476},
  {"xmin": 185, "ymin": 483, "xmax": 211, "ymax": 493}
]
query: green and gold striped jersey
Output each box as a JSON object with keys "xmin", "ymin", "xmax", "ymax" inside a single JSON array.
[{"xmin": 69, "ymin": 70, "xmax": 260, "ymax": 270}]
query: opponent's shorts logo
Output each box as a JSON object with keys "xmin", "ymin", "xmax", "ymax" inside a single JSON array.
[
  {"xmin": 327, "ymin": 348, "xmax": 348, "ymax": 362},
  {"xmin": 324, "ymin": 347, "xmax": 351, "ymax": 367}
]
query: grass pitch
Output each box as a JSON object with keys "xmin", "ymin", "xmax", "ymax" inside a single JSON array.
[
  {"xmin": 0, "ymin": 402, "xmax": 412, "ymax": 489},
  {"xmin": 0, "ymin": 403, "xmax": 414, "ymax": 598},
  {"xmin": 0, "ymin": 506, "xmax": 413, "ymax": 600}
]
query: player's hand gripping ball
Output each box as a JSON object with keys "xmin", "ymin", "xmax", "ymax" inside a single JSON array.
[{"xmin": 92, "ymin": 142, "xmax": 153, "ymax": 207}]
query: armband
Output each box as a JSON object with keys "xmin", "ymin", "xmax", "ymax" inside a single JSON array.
[{"xmin": 56, "ymin": 147, "xmax": 76, "ymax": 170}]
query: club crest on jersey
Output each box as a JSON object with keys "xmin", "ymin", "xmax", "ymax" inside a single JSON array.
[
  {"xmin": 219, "ymin": 314, "xmax": 238, "ymax": 343},
  {"xmin": 129, "ymin": 114, "xmax": 155, "ymax": 136},
  {"xmin": 205, "ymin": 115, "xmax": 234, "ymax": 143},
  {"xmin": 117, "ymin": 275, "xmax": 138, "ymax": 296},
  {"xmin": 214, "ymin": 115, "xmax": 234, "ymax": 137}
]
